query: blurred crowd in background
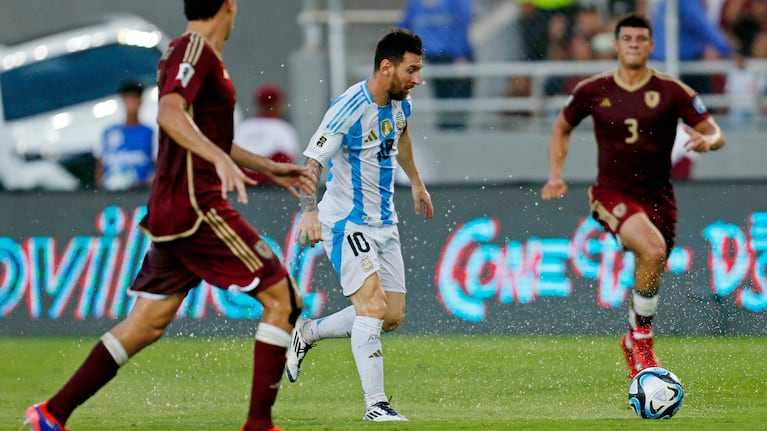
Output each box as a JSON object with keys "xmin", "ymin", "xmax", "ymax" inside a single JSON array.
[
  {"xmin": 511, "ymin": 0, "xmax": 767, "ymax": 98},
  {"xmin": 388, "ymin": 0, "xmax": 767, "ymax": 133},
  {"xmin": 2, "ymin": 0, "xmax": 766, "ymax": 191}
]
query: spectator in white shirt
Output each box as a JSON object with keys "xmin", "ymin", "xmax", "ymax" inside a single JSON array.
[{"xmin": 235, "ymin": 83, "xmax": 301, "ymax": 186}]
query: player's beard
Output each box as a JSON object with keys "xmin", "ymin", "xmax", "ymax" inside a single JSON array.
[
  {"xmin": 389, "ymin": 88, "xmax": 408, "ymax": 100},
  {"xmin": 388, "ymin": 77, "xmax": 410, "ymax": 101}
]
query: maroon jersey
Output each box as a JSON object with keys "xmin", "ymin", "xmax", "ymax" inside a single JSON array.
[
  {"xmin": 563, "ymin": 69, "xmax": 710, "ymax": 195},
  {"xmin": 140, "ymin": 32, "xmax": 237, "ymax": 241}
]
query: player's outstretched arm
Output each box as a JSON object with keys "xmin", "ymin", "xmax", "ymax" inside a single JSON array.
[
  {"xmin": 230, "ymin": 143, "xmax": 316, "ymax": 199},
  {"xmin": 683, "ymin": 117, "xmax": 726, "ymax": 153},
  {"xmin": 396, "ymin": 128, "xmax": 433, "ymax": 219},
  {"xmin": 158, "ymin": 93, "xmax": 256, "ymax": 203},
  {"xmin": 295, "ymin": 158, "xmax": 323, "ymax": 247},
  {"xmin": 542, "ymin": 112, "xmax": 574, "ymax": 201}
]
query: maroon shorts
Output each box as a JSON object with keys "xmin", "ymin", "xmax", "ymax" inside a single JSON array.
[
  {"xmin": 130, "ymin": 206, "xmax": 287, "ymax": 299},
  {"xmin": 588, "ymin": 185, "xmax": 677, "ymax": 254}
]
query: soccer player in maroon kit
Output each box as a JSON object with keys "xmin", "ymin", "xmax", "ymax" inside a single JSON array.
[
  {"xmin": 24, "ymin": 1, "xmax": 315, "ymax": 431},
  {"xmin": 542, "ymin": 13, "xmax": 726, "ymax": 379}
]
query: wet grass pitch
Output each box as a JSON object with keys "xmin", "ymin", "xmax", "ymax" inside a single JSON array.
[{"xmin": 3, "ymin": 335, "xmax": 766, "ymax": 430}]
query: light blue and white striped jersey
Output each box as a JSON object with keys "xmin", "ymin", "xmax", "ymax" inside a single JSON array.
[{"xmin": 304, "ymin": 79, "xmax": 411, "ymax": 228}]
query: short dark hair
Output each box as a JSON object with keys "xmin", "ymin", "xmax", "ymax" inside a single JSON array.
[
  {"xmin": 614, "ymin": 13, "xmax": 652, "ymax": 39},
  {"xmin": 373, "ymin": 29, "xmax": 423, "ymax": 72},
  {"xmin": 184, "ymin": 0, "xmax": 226, "ymax": 21},
  {"xmin": 119, "ymin": 80, "xmax": 144, "ymax": 97}
]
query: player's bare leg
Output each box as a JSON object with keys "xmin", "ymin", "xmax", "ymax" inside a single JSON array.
[
  {"xmin": 241, "ymin": 276, "xmax": 303, "ymax": 431},
  {"xmin": 619, "ymin": 213, "xmax": 666, "ymax": 378},
  {"xmin": 26, "ymin": 294, "xmax": 185, "ymax": 430},
  {"xmin": 111, "ymin": 293, "xmax": 188, "ymax": 354},
  {"xmin": 382, "ymin": 291, "xmax": 406, "ymax": 333}
]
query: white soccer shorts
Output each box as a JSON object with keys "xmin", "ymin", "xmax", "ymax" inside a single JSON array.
[{"xmin": 320, "ymin": 221, "xmax": 406, "ymax": 297}]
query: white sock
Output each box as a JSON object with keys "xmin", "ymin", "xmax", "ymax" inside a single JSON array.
[
  {"xmin": 632, "ymin": 291, "xmax": 659, "ymax": 317},
  {"xmin": 351, "ymin": 316, "xmax": 387, "ymax": 409},
  {"xmin": 304, "ymin": 305, "xmax": 356, "ymax": 344},
  {"xmin": 629, "ymin": 291, "xmax": 659, "ymax": 338},
  {"xmin": 255, "ymin": 322, "xmax": 292, "ymax": 348},
  {"xmin": 100, "ymin": 332, "xmax": 129, "ymax": 367}
]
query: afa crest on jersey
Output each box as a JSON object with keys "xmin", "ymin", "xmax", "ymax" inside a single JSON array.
[{"xmin": 381, "ymin": 119, "xmax": 394, "ymax": 137}]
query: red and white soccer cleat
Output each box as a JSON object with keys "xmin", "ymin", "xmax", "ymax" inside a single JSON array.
[
  {"xmin": 620, "ymin": 332, "xmax": 637, "ymax": 379},
  {"xmin": 621, "ymin": 330, "xmax": 660, "ymax": 379}
]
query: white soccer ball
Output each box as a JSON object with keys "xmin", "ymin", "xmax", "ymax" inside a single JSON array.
[{"xmin": 628, "ymin": 367, "xmax": 684, "ymax": 419}]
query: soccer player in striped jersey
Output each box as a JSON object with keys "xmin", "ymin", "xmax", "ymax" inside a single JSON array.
[
  {"xmin": 24, "ymin": 2, "xmax": 315, "ymax": 431},
  {"xmin": 285, "ymin": 29, "xmax": 433, "ymax": 421},
  {"xmin": 542, "ymin": 13, "xmax": 725, "ymax": 379}
]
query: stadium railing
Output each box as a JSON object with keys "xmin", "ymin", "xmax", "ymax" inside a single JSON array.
[
  {"xmin": 299, "ymin": 3, "xmax": 767, "ymax": 122},
  {"xmin": 349, "ymin": 59, "xmax": 767, "ymax": 119}
]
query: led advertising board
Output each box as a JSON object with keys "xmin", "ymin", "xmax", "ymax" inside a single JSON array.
[{"xmin": 1, "ymin": 182, "xmax": 765, "ymax": 336}]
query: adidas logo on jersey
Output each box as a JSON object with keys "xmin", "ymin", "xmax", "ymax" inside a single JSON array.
[
  {"xmin": 363, "ymin": 130, "xmax": 378, "ymax": 143},
  {"xmin": 600, "ymin": 98, "xmax": 612, "ymax": 108}
]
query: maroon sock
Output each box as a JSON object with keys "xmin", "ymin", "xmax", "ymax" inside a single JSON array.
[
  {"xmin": 46, "ymin": 341, "xmax": 119, "ymax": 425},
  {"xmin": 242, "ymin": 340, "xmax": 287, "ymax": 431}
]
